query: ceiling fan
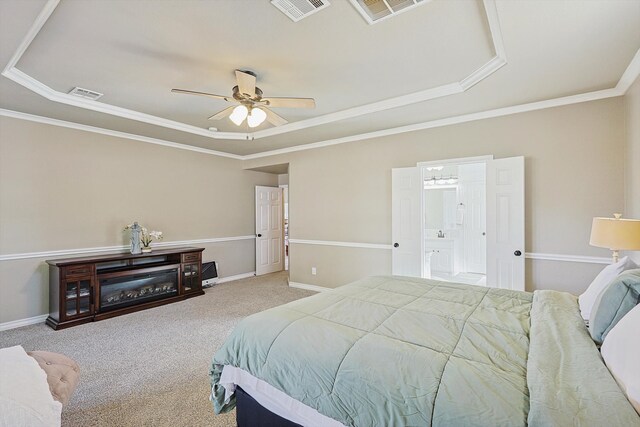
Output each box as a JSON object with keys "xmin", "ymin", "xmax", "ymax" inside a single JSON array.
[{"xmin": 171, "ymin": 70, "xmax": 315, "ymax": 128}]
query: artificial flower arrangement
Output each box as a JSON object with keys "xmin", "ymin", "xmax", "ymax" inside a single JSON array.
[
  {"xmin": 124, "ymin": 222, "xmax": 163, "ymax": 253},
  {"xmin": 141, "ymin": 227, "xmax": 163, "ymax": 250}
]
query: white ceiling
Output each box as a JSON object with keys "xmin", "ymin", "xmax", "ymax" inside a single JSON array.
[{"xmin": 1, "ymin": 0, "xmax": 639, "ymax": 157}]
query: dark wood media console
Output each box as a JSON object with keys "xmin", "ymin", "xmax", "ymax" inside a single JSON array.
[{"xmin": 46, "ymin": 247, "xmax": 204, "ymax": 330}]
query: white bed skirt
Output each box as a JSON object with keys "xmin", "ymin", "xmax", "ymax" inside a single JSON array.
[{"xmin": 218, "ymin": 365, "xmax": 346, "ymax": 427}]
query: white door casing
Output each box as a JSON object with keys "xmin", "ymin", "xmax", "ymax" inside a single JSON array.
[
  {"xmin": 392, "ymin": 167, "xmax": 422, "ymax": 277},
  {"xmin": 255, "ymin": 186, "xmax": 284, "ymax": 276},
  {"xmin": 486, "ymin": 157, "xmax": 525, "ymax": 291}
]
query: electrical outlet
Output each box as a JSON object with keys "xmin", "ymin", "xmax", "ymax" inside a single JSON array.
[{"xmin": 311, "ymin": 267, "xmax": 317, "ymax": 275}]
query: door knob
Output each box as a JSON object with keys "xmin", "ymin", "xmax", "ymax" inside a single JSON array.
[
  {"xmin": 482, "ymin": 232, "xmax": 486, "ymax": 236},
  {"xmin": 514, "ymin": 250, "xmax": 522, "ymax": 256},
  {"xmin": 393, "ymin": 243, "xmax": 399, "ymax": 248},
  {"xmin": 257, "ymin": 234, "xmax": 262, "ymax": 237}
]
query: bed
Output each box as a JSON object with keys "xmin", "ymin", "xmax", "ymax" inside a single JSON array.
[{"xmin": 209, "ymin": 275, "xmax": 640, "ymax": 426}]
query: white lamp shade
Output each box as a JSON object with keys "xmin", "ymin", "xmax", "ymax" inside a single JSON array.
[
  {"xmin": 229, "ymin": 105, "xmax": 248, "ymax": 126},
  {"xmin": 247, "ymin": 107, "xmax": 267, "ymax": 128},
  {"xmin": 590, "ymin": 217, "xmax": 640, "ymax": 250}
]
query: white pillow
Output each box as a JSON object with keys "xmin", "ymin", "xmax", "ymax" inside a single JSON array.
[
  {"xmin": 601, "ymin": 303, "xmax": 640, "ymax": 414},
  {"xmin": 579, "ymin": 256, "xmax": 637, "ymax": 321}
]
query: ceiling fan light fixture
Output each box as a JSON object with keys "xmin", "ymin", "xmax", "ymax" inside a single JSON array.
[
  {"xmin": 230, "ymin": 105, "xmax": 248, "ymax": 125},
  {"xmin": 172, "ymin": 69, "xmax": 313, "ymax": 128},
  {"xmin": 247, "ymin": 107, "xmax": 267, "ymax": 128}
]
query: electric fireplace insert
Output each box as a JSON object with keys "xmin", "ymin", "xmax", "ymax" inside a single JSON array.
[{"xmin": 99, "ymin": 267, "xmax": 179, "ymax": 311}]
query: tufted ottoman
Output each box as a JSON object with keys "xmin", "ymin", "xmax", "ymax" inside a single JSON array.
[{"xmin": 27, "ymin": 351, "xmax": 80, "ymax": 406}]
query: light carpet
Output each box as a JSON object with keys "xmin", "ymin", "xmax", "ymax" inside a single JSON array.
[{"xmin": 0, "ymin": 271, "xmax": 314, "ymax": 426}]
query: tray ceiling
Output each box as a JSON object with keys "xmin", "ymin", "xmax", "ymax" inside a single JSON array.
[{"xmin": 1, "ymin": 0, "xmax": 639, "ymax": 157}]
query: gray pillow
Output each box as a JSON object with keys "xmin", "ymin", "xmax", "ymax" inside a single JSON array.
[{"xmin": 589, "ymin": 268, "xmax": 640, "ymax": 345}]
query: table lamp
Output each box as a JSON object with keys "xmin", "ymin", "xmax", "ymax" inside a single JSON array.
[{"xmin": 590, "ymin": 213, "xmax": 640, "ymax": 263}]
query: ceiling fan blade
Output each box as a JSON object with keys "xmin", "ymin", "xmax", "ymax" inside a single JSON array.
[
  {"xmin": 171, "ymin": 88, "xmax": 232, "ymax": 102},
  {"xmin": 261, "ymin": 97, "xmax": 315, "ymax": 109},
  {"xmin": 262, "ymin": 107, "xmax": 288, "ymax": 127},
  {"xmin": 235, "ymin": 70, "xmax": 256, "ymax": 97},
  {"xmin": 208, "ymin": 106, "xmax": 236, "ymax": 121}
]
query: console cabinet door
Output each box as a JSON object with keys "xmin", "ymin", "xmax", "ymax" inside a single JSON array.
[
  {"xmin": 62, "ymin": 277, "xmax": 94, "ymax": 320},
  {"xmin": 182, "ymin": 263, "xmax": 201, "ymax": 294}
]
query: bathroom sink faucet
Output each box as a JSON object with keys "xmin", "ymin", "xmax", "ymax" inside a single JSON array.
[{"xmin": 437, "ymin": 230, "xmax": 445, "ymax": 238}]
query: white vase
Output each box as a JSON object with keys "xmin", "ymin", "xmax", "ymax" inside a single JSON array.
[{"xmin": 141, "ymin": 246, "xmax": 152, "ymax": 253}]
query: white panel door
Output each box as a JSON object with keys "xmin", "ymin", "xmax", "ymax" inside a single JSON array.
[
  {"xmin": 464, "ymin": 181, "xmax": 487, "ymax": 274},
  {"xmin": 458, "ymin": 163, "xmax": 487, "ymax": 274},
  {"xmin": 255, "ymin": 186, "xmax": 283, "ymax": 276},
  {"xmin": 392, "ymin": 167, "xmax": 422, "ymax": 277},
  {"xmin": 486, "ymin": 157, "xmax": 525, "ymax": 290}
]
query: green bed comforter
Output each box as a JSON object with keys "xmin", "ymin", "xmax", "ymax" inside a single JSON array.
[{"xmin": 210, "ymin": 276, "xmax": 640, "ymax": 426}]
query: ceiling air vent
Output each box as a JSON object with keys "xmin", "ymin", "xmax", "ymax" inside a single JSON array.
[
  {"xmin": 68, "ymin": 87, "xmax": 103, "ymax": 101},
  {"xmin": 271, "ymin": 0, "xmax": 330, "ymax": 22},
  {"xmin": 350, "ymin": 0, "xmax": 429, "ymax": 24}
]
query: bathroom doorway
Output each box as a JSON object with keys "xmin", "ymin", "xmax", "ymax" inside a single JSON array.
[
  {"xmin": 392, "ymin": 155, "xmax": 525, "ymax": 290},
  {"xmin": 423, "ymin": 162, "xmax": 486, "ymax": 286}
]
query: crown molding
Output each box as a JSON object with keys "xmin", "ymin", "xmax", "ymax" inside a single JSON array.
[
  {"xmin": 1, "ymin": 0, "xmax": 60, "ymax": 73},
  {"xmin": 0, "ymin": 108, "xmax": 243, "ymax": 159},
  {"xmin": 0, "ymin": 83, "xmax": 628, "ymax": 163},
  {"xmin": 2, "ymin": 68, "xmax": 249, "ymax": 141},
  {"xmin": 1, "ymin": 4, "xmax": 637, "ymax": 163},
  {"xmin": 243, "ymin": 86, "xmax": 623, "ymax": 160},
  {"xmin": 1, "ymin": 0, "xmax": 507, "ymax": 142},
  {"xmin": 616, "ymin": 48, "xmax": 640, "ymax": 93}
]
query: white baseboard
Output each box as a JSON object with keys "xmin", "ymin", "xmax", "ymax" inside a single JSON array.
[
  {"xmin": 215, "ymin": 272, "xmax": 256, "ymax": 284},
  {"xmin": 1, "ymin": 273, "xmax": 257, "ymax": 329},
  {"xmin": 0, "ymin": 314, "xmax": 48, "ymax": 331},
  {"xmin": 288, "ymin": 281, "xmax": 332, "ymax": 293}
]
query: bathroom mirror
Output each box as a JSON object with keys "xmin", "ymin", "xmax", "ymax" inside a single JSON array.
[{"xmin": 424, "ymin": 187, "xmax": 457, "ymax": 232}]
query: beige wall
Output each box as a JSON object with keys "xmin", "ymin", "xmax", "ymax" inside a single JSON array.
[
  {"xmin": 624, "ymin": 76, "xmax": 640, "ymax": 264},
  {"xmin": 245, "ymin": 98, "xmax": 626, "ymax": 294},
  {"xmin": 0, "ymin": 95, "xmax": 633, "ymax": 323},
  {"xmin": 0, "ymin": 116, "xmax": 276, "ymax": 323}
]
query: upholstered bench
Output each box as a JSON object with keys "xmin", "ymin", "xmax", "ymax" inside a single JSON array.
[
  {"xmin": 0, "ymin": 346, "xmax": 79, "ymax": 426},
  {"xmin": 27, "ymin": 351, "xmax": 80, "ymax": 406}
]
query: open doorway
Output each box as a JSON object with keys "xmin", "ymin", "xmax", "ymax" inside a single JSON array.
[
  {"xmin": 423, "ymin": 162, "xmax": 486, "ymax": 286},
  {"xmin": 244, "ymin": 163, "xmax": 290, "ymax": 277},
  {"xmin": 391, "ymin": 156, "xmax": 525, "ymax": 291},
  {"xmin": 279, "ymin": 174, "xmax": 289, "ymax": 271}
]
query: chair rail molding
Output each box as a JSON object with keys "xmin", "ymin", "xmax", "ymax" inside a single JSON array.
[
  {"xmin": 288, "ymin": 238, "xmax": 393, "ymax": 250},
  {"xmin": 289, "ymin": 239, "xmax": 611, "ymax": 265},
  {"xmin": 0, "ymin": 235, "xmax": 255, "ymax": 262},
  {"xmin": 525, "ymin": 252, "xmax": 610, "ymax": 265}
]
